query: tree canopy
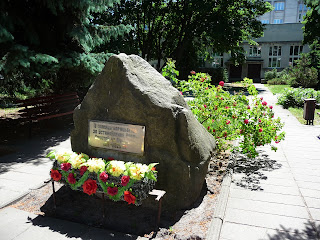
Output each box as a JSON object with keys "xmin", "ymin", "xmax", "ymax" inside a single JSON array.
[
  {"xmin": 104, "ymin": 0, "xmax": 272, "ymax": 76},
  {"xmin": 303, "ymin": 0, "xmax": 320, "ymax": 44},
  {"xmin": 0, "ymin": 0, "xmax": 132, "ymax": 93}
]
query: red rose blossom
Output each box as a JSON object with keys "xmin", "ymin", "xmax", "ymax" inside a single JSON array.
[
  {"xmin": 259, "ymin": 128, "xmax": 263, "ymax": 132},
  {"xmin": 190, "ymin": 70, "xmax": 196, "ymax": 75},
  {"xmin": 244, "ymin": 119, "xmax": 249, "ymax": 124},
  {"xmin": 219, "ymin": 81, "xmax": 225, "ymax": 87},
  {"xmin": 212, "ymin": 129, "xmax": 216, "ymax": 132},
  {"xmin": 260, "ymin": 97, "xmax": 263, "ymax": 101},
  {"xmin": 68, "ymin": 173, "xmax": 76, "ymax": 184},
  {"xmin": 262, "ymin": 101, "xmax": 267, "ymax": 106},
  {"xmin": 207, "ymin": 126, "xmax": 210, "ymax": 130},
  {"xmin": 269, "ymin": 105, "xmax": 273, "ymax": 109},
  {"xmin": 225, "ymin": 106, "xmax": 229, "ymax": 109},
  {"xmin": 259, "ymin": 119, "xmax": 262, "ymax": 123},
  {"xmin": 124, "ymin": 191, "xmax": 136, "ymax": 204},
  {"xmin": 204, "ymin": 104, "xmax": 207, "ymax": 108},
  {"xmin": 107, "ymin": 186, "xmax": 118, "ymax": 196},
  {"xmin": 99, "ymin": 171, "xmax": 109, "ymax": 182},
  {"xmin": 50, "ymin": 169, "xmax": 62, "ymax": 181},
  {"xmin": 247, "ymin": 105, "xmax": 251, "ymax": 109},
  {"xmin": 79, "ymin": 166, "xmax": 88, "ymax": 175},
  {"xmin": 226, "ymin": 120, "xmax": 231, "ymax": 124},
  {"xmin": 61, "ymin": 162, "xmax": 71, "ymax": 171},
  {"xmin": 121, "ymin": 176, "xmax": 130, "ymax": 186},
  {"xmin": 82, "ymin": 179, "xmax": 97, "ymax": 195}
]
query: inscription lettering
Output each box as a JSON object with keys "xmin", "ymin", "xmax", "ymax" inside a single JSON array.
[{"xmin": 88, "ymin": 120, "xmax": 145, "ymax": 154}]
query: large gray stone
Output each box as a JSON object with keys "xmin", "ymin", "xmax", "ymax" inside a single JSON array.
[{"xmin": 71, "ymin": 53, "xmax": 215, "ymax": 211}]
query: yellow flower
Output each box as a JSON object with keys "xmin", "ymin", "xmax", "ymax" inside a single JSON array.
[
  {"xmin": 83, "ymin": 158, "xmax": 106, "ymax": 173},
  {"xmin": 107, "ymin": 160, "xmax": 126, "ymax": 177},
  {"xmin": 129, "ymin": 163, "xmax": 149, "ymax": 180},
  {"xmin": 55, "ymin": 151, "xmax": 72, "ymax": 163},
  {"xmin": 69, "ymin": 153, "xmax": 86, "ymax": 169}
]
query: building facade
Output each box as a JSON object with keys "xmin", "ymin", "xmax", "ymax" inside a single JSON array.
[{"xmin": 202, "ymin": 0, "xmax": 309, "ymax": 82}]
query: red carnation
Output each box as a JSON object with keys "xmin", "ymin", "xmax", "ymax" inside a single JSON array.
[
  {"xmin": 61, "ymin": 162, "xmax": 71, "ymax": 171},
  {"xmin": 121, "ymin": 176, "xmax": 130, "ymax": 186},
  {"xmin": 99, "ymin": 171, "xmax": 109, "ymax": 182},
  {"xmin": 82, "ymin": 179, "xmax": 97, "ymax": 195},
  {"xmin": 244, "ymin": 119, "xmax": 249, "ymax": 124},
  {"xmin": 50, "ymin": 169, "xmax": 62, "ymax": 181},
  {"xmin": 124, "ymin": 191, "xmax": 136, "ymax": 204},
  {"xmin": 79, "ymin": 166, "xmax": 88, "ymax": 175},
  {"xmin": 107, "ymin": 186, "xmax": 118, "ymax": 196},
  {"xmin": 219, "ymin": 81, "xmax": 225, "ymax": 87},
  {"xmin": 68, "ymin": 173, "xmax": 76, "ymax": 184}
]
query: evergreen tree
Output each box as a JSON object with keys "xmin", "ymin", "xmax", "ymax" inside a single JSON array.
[{"xmin": 0, "ymin": 0, "xmax": 132, "ymax": 94}]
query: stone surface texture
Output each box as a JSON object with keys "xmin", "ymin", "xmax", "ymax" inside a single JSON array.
[{"xmin": 71, "ymin": 53, "xmax": 216, "ymax": 211}]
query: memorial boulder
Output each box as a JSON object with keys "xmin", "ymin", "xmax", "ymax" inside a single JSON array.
[{"xmin": 71, "ymin": 53, "xmax": 216, "ymax": 211}]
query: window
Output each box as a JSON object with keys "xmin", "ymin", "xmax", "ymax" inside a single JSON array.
[
  {"xmin": 268, "ymin": 46, "xmax": 282, "ymax": 68},
  {"xmin": 274, "ymin": 2, "xmax": 284, "ymax": 11},
  {"xmin": 273, "ymin": 19, "xmax": 283, "ymax": 24},
  {"xmin": 261, "ymin": 19, "xmax": 270, "ymax": 24},
  {"xmin": 249, "ymin": 46, "xmax": 261, "ymax": 57},
  {"xmin": 211, "ymin": 53, "xmax": 223, "ymax": 68},
  {"xmin": 299, "ymin": 4, "xmax": 308, "ymax": 12},
  {"xmin": 289, "ymin": 45, "xmax": 303, "ymax": 66}
]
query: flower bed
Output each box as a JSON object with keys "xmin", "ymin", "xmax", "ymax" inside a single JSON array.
[{"xmin": 47, "ymin": 151, "xmax": 158, "ymax": 205}]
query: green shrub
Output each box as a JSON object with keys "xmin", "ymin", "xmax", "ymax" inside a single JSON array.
[
  {"xmin": 264, "ymin": 69, "xmax": 278, "ymax": 81},
  {"xmin": 178, "ymin": 73, "xmax": 285, "ymax": 158},
  {"xmin": 278, "ymin": 87, "xmax": 320, "ymax": 108},
  {"xmin": 267, "ymin": 78, "xmax": 288, "ymax": 85},
  {"xmin": 289, "ymin": 54, "xmax": 319, "ymax": 88},
  {"xmin": 210, "ymin": 67, "xmax": 228, "ymax": 85}
]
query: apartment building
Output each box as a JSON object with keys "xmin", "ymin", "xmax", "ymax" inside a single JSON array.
[{"xmin": 202, "ymin": 0, "xmax": 310, "ymax": 82}]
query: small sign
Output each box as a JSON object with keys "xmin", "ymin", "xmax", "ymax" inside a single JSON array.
[{"xmin": 88, "ymin": 120, "xmax": 145, "ymax": 154}]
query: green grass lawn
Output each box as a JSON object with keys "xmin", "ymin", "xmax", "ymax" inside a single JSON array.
[
  {"xmin": 265, "ymin": 84, "xmax": 290, "ymax": 95},
  {"xmin": 288, "ymin": 107, "xmax": 320, "ymax": 125}
]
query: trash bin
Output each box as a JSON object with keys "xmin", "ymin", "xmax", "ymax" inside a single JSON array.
[{"xmin": 303, "ymin": 98, "xmax": 316, "ymax": 125}]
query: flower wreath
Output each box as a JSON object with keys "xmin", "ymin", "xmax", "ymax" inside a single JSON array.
[{"xmin": 47, "ymin": 150, "xmax": 158, "ymax": 205}]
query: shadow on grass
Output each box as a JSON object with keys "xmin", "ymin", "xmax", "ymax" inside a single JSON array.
[
  {"xmin": 267, "ymin": 221, "xmax": 320, "ymax": 240},
  {"xmin": 231, "ymin": 150, "xmax": 283, "ymax": 191}
]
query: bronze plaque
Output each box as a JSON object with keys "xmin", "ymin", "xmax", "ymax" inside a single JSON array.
[{"xmin": 88, "ymin": 120, "xmax": 145, "ymax": 154}]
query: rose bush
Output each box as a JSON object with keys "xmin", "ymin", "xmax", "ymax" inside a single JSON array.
[{"xmin": 177, "ymin": 71, "xmax": 285, "ymax": 158}]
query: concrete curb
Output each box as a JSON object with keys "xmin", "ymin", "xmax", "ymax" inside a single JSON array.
[
  {"xmin": 206, "ymin": 172, "xmax": 232, "ymax": 240},
  {"xmin": 0, "ymin": 178, "xmax": 50, "ymax": 209}
]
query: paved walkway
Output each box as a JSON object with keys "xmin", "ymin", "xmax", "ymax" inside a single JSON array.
[
  {"xmin": 219, "ymin": 84, "xmax": 320, "ymax": 240},
  {"xmin": 0, "ymin": 128, "xmax": 145, "ymax": 239},
  {"xmin": 1, "ymin": 84, "xmax": 320, "ymax": 240}
]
